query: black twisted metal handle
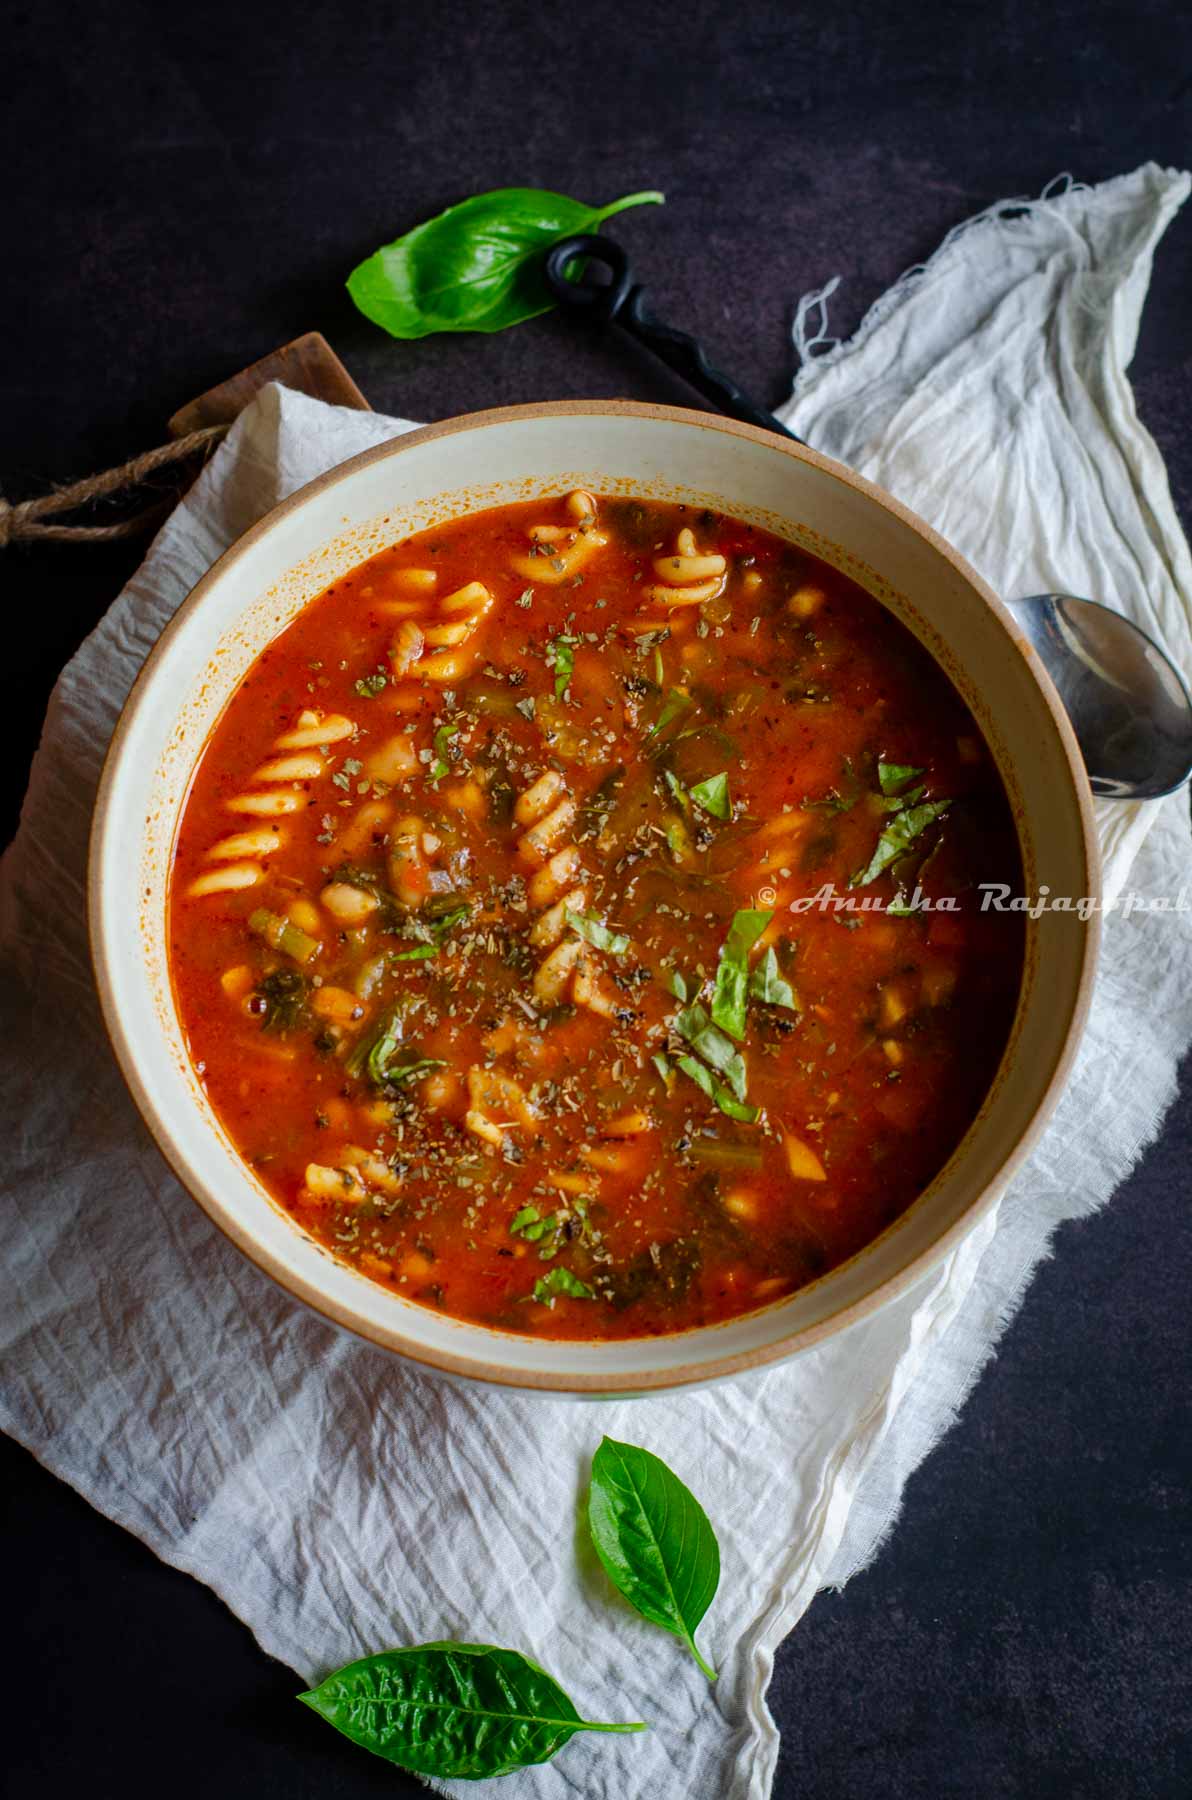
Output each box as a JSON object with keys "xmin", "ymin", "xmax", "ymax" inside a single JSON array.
[{"xmin": 543, "ymin": 235, "xmax": 803, "ymax": 445}]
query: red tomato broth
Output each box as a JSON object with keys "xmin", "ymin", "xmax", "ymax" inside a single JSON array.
[{"xmin": 168, "ymin": 493, "xmax": 1024, "ymax": 1341}]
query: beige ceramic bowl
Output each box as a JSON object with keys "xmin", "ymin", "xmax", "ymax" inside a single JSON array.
[{"xmin": 89, "ymin": 401, "xmax": 1099, "ymax": 1394}]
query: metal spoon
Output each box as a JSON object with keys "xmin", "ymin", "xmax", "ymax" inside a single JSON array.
[
  {"xmin": 544, "ymin": 238, "xmax": 1192, "ymax": 800},
  {"xmin": 1010, "ymin": 594, "xmax": 1192, "ymax": 799}
]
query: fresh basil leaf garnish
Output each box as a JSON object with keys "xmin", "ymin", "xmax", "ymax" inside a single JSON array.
[
  {"xmin": 587, "ymin": 1437, "xmax": 721, "ymax": 1680},
  {"xmin": 430, "ymin": 722, "xmax": 459, "ymax": 781},
  {"xmin": 877, "ymin": 760, "xmax": 923, "ymax": 796},
  {"xmin": 347, "ymin": 187, "xmax": 664, "ymax": 339},
  {"xmin": 689, "ymin": 771, "xmax": 731, "ymax": 820},
  {"xmin": 565, "ymin": 907, "xmax": 630, "ymax": 956},
  {"xmin": 850, "ymin": 799, "xmax": 952, "ymax": 888},
  {"xmin": 547, "ymin": 634, "xmax": 576, "ymax": 698},
  {"xmin": 662, "ymin": 968, "xmax": 688, "ymax": 1001},
  {"xmin": 299, "ymin": 1641, "xmax": 645, "ymax": 1779},
  {"xmin": 675, "ymin": 1054, "xmax": 760, "ymax": 1123},
  {"xmin": 673, "ymin": 1002, "xmax": 748, "ymax": 1099},
  {"xmin": 646, "ymin": 686, "xmax": 693, "ymax": 743},
  {"xmin": 533, "ymin": 1267, "xmax": 595, "ymax": 1303},
  {"xmin": 710, "ymin": 909, "xmax": 772, "ymax": 1041},
  {"xmin": 748, "ymin": 945, "xmax": 800, "ymax": 1012}
]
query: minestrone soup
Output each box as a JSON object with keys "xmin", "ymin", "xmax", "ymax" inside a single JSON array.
[{"xmin": 169, "ymin": 493, "xmax": 1024, "ymax": 1340}]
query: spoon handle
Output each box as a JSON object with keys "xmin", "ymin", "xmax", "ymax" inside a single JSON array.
[{"xmin": 543, "ymin": 235, "xmax": 802, "ymax": 444}]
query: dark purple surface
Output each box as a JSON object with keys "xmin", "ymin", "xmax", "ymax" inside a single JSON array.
[{"xmin": 2, "ymin": 2, "xmax": 1190, "ymax": 1794}]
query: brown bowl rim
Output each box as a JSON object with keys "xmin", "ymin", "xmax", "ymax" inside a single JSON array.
[{"xmin": 88, "ymin": 398, "xmax": 1101, "ymax": 1394}]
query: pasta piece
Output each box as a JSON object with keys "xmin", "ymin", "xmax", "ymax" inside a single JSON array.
[
  {"xmin": 207, "ymin": 828, "xmax": 285, "ymax": 861},
  {"xmin": 418, "ymin": 648, "xmax": 476, "ymax": 683},
  {"xmin": 363, "ymin": 733, "xmax": 418, "ymax": 785},
  {"xmin": 359, "ymin": 1252, "xmax": 394, "ymax": 1279},
  {"xmin": 340, "ymin": 1145, "xmax": 402, "ymax": 1194},
  {"xmin": 225, "ymin": 791, "xmax": 305, "ymax": 817},
  {"xmin": 186, "ymin": 862, "xmax": 261, "ymax": 897},
  {"xmin": 390, "ymin": 567, "xmax": 438, "ymax": 593},
  {"xmin": 643, "ymin": 526, "xmax": 728, "ymax": 609},
  {"xmin": 442, "ymin": 780, "xmax": 486, "ymax": 819},
  {"xmin": 518, "ymin": 797, "xmax": 577, "ymax": 863},
  {"xmin": 439, "ymin": 580, "xmax": 493, "ymax": 619},
  {"xmin": 547, "ymin": 1168, "xmax": 600, "ymax": 1196},
  {"xmin": 274, "ymin": 710, "xmax": 355, "ymax": 750},
  {"xmin": 390, "ymin": 620, "xmax": 426, "ymax": 677},
  {"xmin": 253, "ymin": 752, "xmax": 326, "ymax": 782},
  {"xmin": 572, "ymin": 957, "xmax": 617, "ymax": 1019},
  {"xmin": 466, "ymin": 1065, "xmax": 539, "ymax": 1133},
  {"xmin": 528, "ymin": 885, "xmax": 587, "ymax": 949},
  {"xmin": 528, "ymin": 846, "xmax": 583, "ymax": 909},
  {"xmin": 514, "ymin": 769, "xmax": 567, "ymax": 826},
  {"xmin": 338, "ymin": 799, "xmax": 394, "ymax": 858},
  {"xmin": 302, "ymin": 1161, "xmax": 367, "ymax": 1204},
  {"xmin": 533, "ymin": 937, "xmax": 583, "ymax": 1003},
  {"xmin": 465, "ymin": 1110, "xmax": 505, "ymax": 1148},
  {"xmin": 421, "ymin": 620, "xmax": 471, "ymax": 648}
]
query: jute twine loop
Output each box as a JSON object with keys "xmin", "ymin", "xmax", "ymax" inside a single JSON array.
[{"xmin": 0, "ymin": 423, "xmax": 229, "ymax": 547}]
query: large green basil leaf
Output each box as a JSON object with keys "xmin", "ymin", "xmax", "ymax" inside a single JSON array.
[
  {"xmin": 850, "ymin": 798, "xmax": 951, "ymax": 888},
  {"xmin": 587, "ymin": 1437, "xmax": 721, "ymax": 1680},
  {"xmin": 348, "ymin": 187, "xmax": 664, "ymax": 338},
  {"xmin": 710, "ymin": 908, "xmax": 772, "ymax": 1040},
  {"xmin": 299, "ymin": 1641, "xmax": 644, "ymax": 1779}
]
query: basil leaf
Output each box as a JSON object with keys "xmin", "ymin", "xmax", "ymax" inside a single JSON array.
[
  {"xmin": 877, "ymin": 760, "xmax": 923, "ymax": 796},
  {"xmin": 850, "ymin": 799, "xmax": 952, "ymax": 888},
  {"xmin": 689, "ymin": 772, "xmax": 731, "ymax": 820},
  {"xmin": 661, "ymin": 968, "xmax": 688, "ymax": 1001},
  {"xmin": 646, "ymin": 686, "xmax": 692, "ymax": 743},
  {"xmin": 533, "ymin": 1267, "xmax": 595, "ymax": 1303},
  {"xmin": 391, "ymin": 943, "xmax": 436, "ymax": 962},
  {"xmin": 547, "ymin": 635, "xmax": 576, "ymax": 698},
  {"xmin": 710, "ymin": 909, "xmax": 771, "ymax": 1041},
  {"xmin": 430, "ymin": 722, "xmax": 458, "ymax": 781},
  {"xmin": 348, "ymin": 187, "xmax": 664, "ymax": 339},
  {"xmin": 748, "ymin": 945, "xmax": 800, "ymax": 1011},
  {"xmin": 673, "ymin": 1002, "xmax": 749, "ymax": 1100},
  {"xmin": 299, "ymin": 1641, "xmax": 645, "ymax": 1779},
  {"xmin": 663, "ymin": 769, "xmax": 690, "ymax": 814},
  {"xmin": 354, "ymin": 671, "xmax": 388, "ymax": 698},
  {"xmin": 565, "ymin": 906, "xmax": 630, "ymax": 956},
  {"xmin": 587, "ymin": 1437, "xmax": 720, "ymax": 1680},
  {"xmin": 675, "ymin": 1054, "xmax": 760, "ymax": 1123}
]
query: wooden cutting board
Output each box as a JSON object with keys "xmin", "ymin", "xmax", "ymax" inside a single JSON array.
[{"xmin": 168, "ymin": 332, "xmax": 371, "ymax": 436}]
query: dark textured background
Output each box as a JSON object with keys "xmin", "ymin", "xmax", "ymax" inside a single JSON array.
[{"xmin": 3, "ymin": 2, "xmax": 1190, "ymax": 1795}]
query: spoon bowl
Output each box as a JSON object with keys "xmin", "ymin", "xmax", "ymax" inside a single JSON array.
[{"xmin": 1011, "ymin": 593, "xmax": 1192, "ymax": 799}]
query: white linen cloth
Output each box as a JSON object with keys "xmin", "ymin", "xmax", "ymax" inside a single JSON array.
[{"xmin": 2, "ymin": 164, "xmax": 1190, "ymax": 1799}]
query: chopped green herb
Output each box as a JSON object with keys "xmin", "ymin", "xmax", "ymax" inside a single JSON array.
[
  {"xmin": 565, "ymin": 907, "xmax": 630, "ymax": 956},
  {"xmin": 347, "ymin": 1007, "xmax": 446, "ymax": 1088},
  {"xmin": 850, "ymin": 799, "xmax": 952, "ymax": 888},
  {"xmin": 710, "ymin": 910, "xmax": 772, "ymax": 1041},
  {"xmin": 675, "ymin": 1054, "xmax": 760, "ymax": 1124},
  {"xmin": 646, "ymin": 687, "xmax": 693, "ymax": 742},
  {"xmin": 392, "ymin": 943, "xmax": 437, "ymax": 962},
  {"xmin": 533, "ymin": 1267, "xmax": 595, "ymax": 1304},
  {"xmin": 663, "ymin": 769, "xmax": 690, "ymax": 814},
  {"xmin": 748, "ymin": 946, "xmax": 800, "ymax": 1012},
  {"xmin": 651, "ymin": 1052, "xmax": 673, "ymax": 1085},
  {"xmin": 673, "ymin": 1002, "xmax": 749, "ymax": 1101},
  {"xmin": 689, "ymin": 772, "xmax": 731, "ymax": 820},
  {"xmin": 354, "ymin": 671, "xmax": 388, "ymax": 698},
  {"xmin": 877, "ymin": 760, "xmax": 923, "ymax": 796},
  {"xmin": 661, "ymin": 968, "xmax": 688, "ymax": 1001},
  {"xmin": 546, "ymin": 635, "xmax": 576, "ymax": 698},
  {"xmin": 430, "ymin": 723, "xmax": 459, "ymax": 781}
]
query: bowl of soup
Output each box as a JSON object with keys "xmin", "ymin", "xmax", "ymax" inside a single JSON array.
[{"xmin": 89, "ymin": 401, "xmax": 1098, "ymax": 1393}]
